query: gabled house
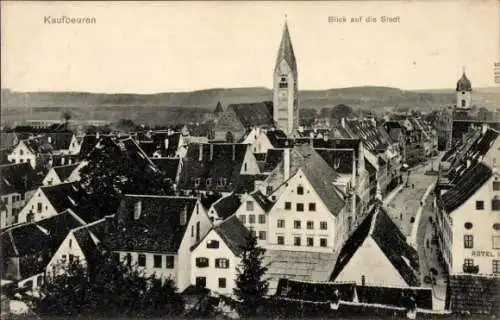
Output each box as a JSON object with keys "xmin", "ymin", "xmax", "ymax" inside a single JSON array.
[
  {"xmin": 213, "ymin": 102, "xmax": 275, "ymax": 141},
  {"xmin": 243, "ymin": 128, "xmax": 291, "ymax": 157},
  {"xmin": 17, "ymin": 182, "xmax": 88, "ymax": 224},
  {"xmin": 42, "ymin": 163, "xmax": 80, "ymax": 186},
  {"xmin": 46, "ymin": 215, "xmax": 111, "ymax": 275},
  {"xmin": 103, "ymin": 195, "xmax": 212, "ymax": 292},
  {"xmin": 236, "ymin": 190, "xmax": 274, "ymax": 246},
  {"xmin": 330, "ymin": 204, "xmax": 420, "ymax": 288},
  {"xmin": 178, "ymin": 143, "xmax": 261, "ymax": 194},
  {"xmin": 1, "ymin": 209, "xmax": 87, "ymax": 293},
  {"xmin": 7, "ymin": 140, "xmax": 37, "ymax": 169},
  {"xmin": 190, "ymin": 215, "xmax": 250, "ymax": 295},
  {"xmin": 207, "ymin": 193, "xmax": 241, "ymax": 224},
  {"xmin": 265, "ymin": 145, "xmax": 349, "ymax": 252},
  {"xmin": 0, "ymin": 163, "xmax": 42, "ymax": 227}
]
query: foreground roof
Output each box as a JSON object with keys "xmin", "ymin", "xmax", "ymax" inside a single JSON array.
[
  {"xmin": 0, "ymin": 162, "xmax": 42, "ymax": 195},
  {"xmin": 331, "ymin": 204, "xmax": 420, "ymax": 287}
]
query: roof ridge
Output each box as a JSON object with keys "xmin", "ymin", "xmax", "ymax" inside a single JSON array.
[
  {"xmin": 124, "ymin": 194, "xmax": 197, "ymax": 199},
  {"xmin": 368, "ymin": 205, "xmax": 380, "ymax": 236}
]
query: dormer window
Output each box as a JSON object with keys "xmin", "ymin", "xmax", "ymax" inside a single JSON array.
[
  {"xmin": 297, "ymin": 186, "xmax": 304, "ymax": 195},
  {"xmin": 194, "ymin": 178, "xmax": 201, "ymax": 188},
  {"xmin": 206, "ymin": 178, "xmax": 212, "ymax": 186}
]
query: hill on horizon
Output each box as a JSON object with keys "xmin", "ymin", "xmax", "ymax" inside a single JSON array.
[{"xmin": 1, "ymin": 86, "xmax": 498, "ymax": 126}]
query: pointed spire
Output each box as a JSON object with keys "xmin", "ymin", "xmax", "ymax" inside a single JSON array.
[{"xmin": 276, "ymin": 17, "xmax": 297, "ymax": 71}]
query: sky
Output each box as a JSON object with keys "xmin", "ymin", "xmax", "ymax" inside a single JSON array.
[{"xmin": 1, "ymin": 1, "xmax": 499, "ymax": 93}]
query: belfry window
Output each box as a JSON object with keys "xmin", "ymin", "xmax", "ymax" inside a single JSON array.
[
  {"xmin": 461, "ymin": 100, "xmax": 466, "ymax": 107},
  {"xmin": 279, "ymin": 75, "xmax": 288, "ymax": 88}
]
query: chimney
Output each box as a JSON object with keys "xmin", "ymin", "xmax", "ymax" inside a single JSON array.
[
  {"xmin": 104, "ymin": 215, "xmax": 114, "ymax": 233},
  {"xmin": 134, "ymin": 201, "xmax": 142, "ymax": 220},
  {"xmin": 232, "ymin": 144, "xmax": 236, "ymax": 161},
  {"xmin": 210, "ymin": 144, "xmax": 214, "ymax": 161},
  {"xmin": 361, "ymin": 275, "xmax": 366, "ymax": 287},
  {"xmin": 284, "ymin": 148, "xmax": 291, "ymax": 181},
  {"xmin": 180, "ymin": 205, "xmax": 187, "ymax": 226},
  {"xmin": 341, "ymin": 117, "xmax": 346, "ymax": 128},
  {"xmin": 164, "ymin": 138, "xmax": 169, "ymax": 149},
  {"xmin": 96, "ymin": 132, "xmax": 100, "ymax": 140},
  {"xmin": 198, "ymin": 144, "xmax": 203, "ymax": 162}
]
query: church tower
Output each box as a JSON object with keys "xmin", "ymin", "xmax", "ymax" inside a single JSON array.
[
  {"xmin": 273, "ymin": 18, "xmax": 299, "ymax": 136},
  {"xmin": 455, "ymin": 67, "xmax": 472, "ymax": 110}
]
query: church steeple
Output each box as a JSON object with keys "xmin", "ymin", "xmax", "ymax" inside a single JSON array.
[
  {"xmin": 273, "ymin": 17, "xmax": 299, "ymax": 136},
  {"xmin": 275, "ymin": 18, "xmax": 297, "ymax": 73}
]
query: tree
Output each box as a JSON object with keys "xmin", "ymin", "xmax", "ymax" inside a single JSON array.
[
  {"xmin": 36, "ymin": 248, "xmax": 184, "ymax": 318},
  {"xmin": 79, "ymin": 137, "xmax": 172, "ymax": 220},
  {"xmin": 233, "ymin": 233, "xmax": 269, "ymax": 318}
]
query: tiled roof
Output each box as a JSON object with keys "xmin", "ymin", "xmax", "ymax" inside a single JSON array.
[
  {"xmin": 151, "ymin": 157, "xmax": 180, "ymax": 182},
  {"xmin": 1, "ymin": 210, "xmax": 85, "ymax": 279},
  {"xmin": 262, "ymin": 149, "xmax": 284, "ymax": 173},
  {"xmin": 251, "ymin": 190, "xmax": 274, "ymax": 212},
  {"xmin": 0, "ymin": 162, "xmax": 42, "ymax": 195},
  {"xmin": 344, "ymin": 119, "xmax": 389, "ymax": 154},
  {"xmin": 107, "ymin": 195, "xmax": 197, "ymax": 253},
  {"xmin": 266, "ymin": 130, "xmax": 292, "ymax": 148},
  {"xmin": 78, "ymin": 135, "xmax": 99, "ymax": 158},
  {"xmin": 331, "ymin": 204, "xmax": 420, "ymax": 287},
  {"xmin": 227, "ymin": 103, "xmax": 274, "ymax": 128},
  {"xmin": 178, "ymin": 143, "xmax": 249, "ymax": 193},
  {"xmin": 200, "ymin": 193, "xmax": 223, "ymax": 210},
  {"xmin": 213, "ymin": 193, "xmax": 241, "ymax": 220},
  {"xmin": 72, "ymin": 218, "xmax": 108, "ymax": 265},
  {"xmin": 315, "ymin": 149, "xmax": 355, "ymax": 174},
  {"xmin": 235, "ymin": 174, "xmax": 268, "ymax": 194},
  {"xmin": 186, "ymin": 123, "xmax": 213, "ymax": 137},
  {"xmin": 356, "ymin": 285, "xmax": 432, "ymax": 309},
  {"xmin": 149, "ymin": 131, "xmax": 181, "ymax": 157},
  {"xmin": 213, "ymin": 215, "xmax": 250, "ymax": 256},
  {"xmin": 52, "ymin": 163, "xmax": 79, "ymax": 182},
  {"xmin": 41, "ymin": 182, "xmax": 88, "ymax": 215},
  {"xmin": 439, "ymin": 163, "xmax": 492, "ymax": 214},
  {"xmin": 456, "ymin": 72, "xmax": 472, "ymax": 91},
  {"xmin": 45, "ymin": 132, "xmax": 74, "ymax": 151},
  {"xmin": 448, "ymin": 275, "xmax": 499, "ymax": 315}
]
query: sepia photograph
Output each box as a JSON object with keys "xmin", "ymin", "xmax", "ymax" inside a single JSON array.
[{"xmin": 1, "ymin": 1, "xmax": 499, "ymax": 318}]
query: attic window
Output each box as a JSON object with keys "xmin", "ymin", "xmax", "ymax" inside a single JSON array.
[
  {"xmin": 464, "ymin": 222, "xmax": 473, "ymax": 230},
  {"xmin": 493, "ymin": 223, "xmax": 500, "ymax": 231},
  {"xmin": 297, "ymin": 186, "xmax": 304, "ymax": 195},
  {"xmin": 207, "ymin": 240, "xmax": 220, "ymax": 249}
]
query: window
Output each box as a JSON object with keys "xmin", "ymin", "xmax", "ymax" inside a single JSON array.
[
  {"xmin": 493, "ymin": 260, "xmax": 500, "ymax": 274},
  {"xmin": 138, "ymin": 254, "xmax": 146, "ymax": 267},
  {"xmin": 239, "ymin": 215, "xmax": 246, "ymax": 224},
  {"xmin": 309, "ymin": 203, "xmax": 316, "ymax": 211},
  {"xmin": 296, "ymin": 203, "xmax": 304, "ymax": 212},
  {"xmin": 165, "ymin": 255, "xmax": 174, "ymax": 268},
  {"xmin": 277, "ymin": 236, "xmax": 285, "ymax": 245},
  {"xmin": 284, "ymin": 202, "xmax": 291, "ymax": 210},
  {"xmin": 249, "ymin": 214, "xmax": 256, "ymax": 224},
  {"xmin": 191, "ymin": 225, "xmax": 194, "ymax": 237},
  {"xmin": 494, "ymin": 223, "xmax": 500, "ymax": 231},
  {"xmin": 461, "ymin": 100, "xmax": 466, "ymax": 107},
  {"xmin": 194, "ymin": 178, "xmax": 200, "ymax": 187},
  {"xmin": 294, "ymin": 237, "xmax": 301, "ymax": 246},
  {"xmin": 154, "ymin": 255, "xmax": 162, "ymax": 268},
  {"xmin": 320, "ymin": 221, "xmax": 328, "ymax": 230},
  {"xmin": 196, "ymin": 277, "xmax": 206, "ymax": 288},
  {"xmin": 494, "ymin": 181, "xmax": 500, "ymax": 191},
  {"xmin": 126, "ymin": 253, "xmax": 132, "ymax": 266},
  {"xmin": 307, "ymin": 221, "xmax": 314, "ymax": 229},
  {"xmin": 279, "ymin": 76, "xmax": 288, "ymax": 88},
  {"xmin": 476, "ymin": 201, "xmax": 484, "ymax": 210},
  {"xmin": 215, "ymin": 258, "xmax": 229, "ymax": 269},
  {"xmin": 244, "ymin": 163, "xmax": 247, "ymax": 172},
  {"xmin": 206, "ymin": 178, "xmax": 212, "ymax": 186},
  {"xmin": 258, "ymin": 231, "xmax": 266, "ymax": 240},
  {"xmin": 493, "ymin": 199, "xmax": 500, "ymax": 211},
  {"xmin": 36, "ymin": 275, "xmax": 43, "ymax": 287},
  {"xmin": 277, "ymin": 219, "xmax": 285, "ymax": 228},
  {"xmin": 20, "ymin": 149, "xmax": 24, "ymax": 156},
  {"xmin": 218, "ymin": 278, "xmax": 227, "ymax": 288},
  {"xmin": 246, "ymin": 201, "xmax": 254, "ymax": 211},
  {"xmin": 196, "ymin": 257, "xmax": 209, "ymax": 268},
  {"xmin": 464, "ymin": 235, "xmax": 474, "ymax": 248},
  {"xmin": 320, "ymin": 238, "xmax": 328, "ymax": 247},
  {"xmin": 307, "ymin": 237, "xmax": 314, "ymax": 247},
  {"xmin": 258, "ymin": 215, "xmax": 266, "ymax": 224},
  {"xmin": 493, "ymin": 236, "xmax": 500, "ymax": 249},
  {"xmin": 266, "ymin": 186, "xmax": 273, "ymax": 195},
  {"xmin": 294, "ymin": 220, "xmax": 301, "ymax": 229},
  {"xmin": 207, "ymin": 240, "xmax": 220, "ymax": 249},
  {"xmin": 464, "ymin": 222, "xmax": 473, "ymax": 230},
  {"xmin": 69, "ymin": 239, "xmax": 72, "ymax": 249},
  {"xmin": 297, "ymin": 186, "xmax": 304, "ymax": 195},
  {"xmin": 37, "ymin": 202, "xmax": 42, "ymax": 213},
  {"xmin": 251, "ymin": 230, "xmax": 257, "ymax": 238},
  {"xmin": 69, "ymin": 254, "xmax": 74, "ymax": 263},
  {"xmin": 464, "ymin": 259, "xmax": 474, "ymax": 267}
]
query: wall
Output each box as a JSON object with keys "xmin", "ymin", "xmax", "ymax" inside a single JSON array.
[
  {"xmin": 335, "ymin": 237, "xmax": 409, "ymax": 287},
  {"xmin": 46, "ymin": 232, "xmax": 86, "ymax": 275},
  {"xmin": 240, "ymin": 148, "xmax": 261, "ymax": 175},
  {"xmin": 266, "ymin": 168, "xmax": 339, "ymax": 253},
  {"xmin": 450, "ymin": 172, "xmax": 500, "ymax": 276},
  {"xmin": 42, "ymin": 169, "xmax": 62, "ymax": 186},
  {"xmin": 117, "ymin": 251, "xmax": 178, "ymax": 283},
  {"xmin": 190, "ymin": 230, "xmax": 240, "ymax": 295},
  {"xmin": 7, "ymin": 141, "xmax": 37, "ymax": 169},
  {"xmin": 236, "ymin": 193, "xmax": 268, "ymax": 246},
  {"xmin": 17, "ymin": 188, "xmax": 58, "ymax": 223}
]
